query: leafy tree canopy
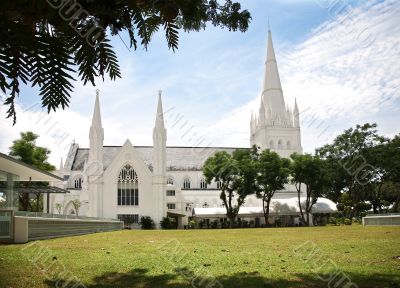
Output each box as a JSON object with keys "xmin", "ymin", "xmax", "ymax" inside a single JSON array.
[
  {"xmin": 254, "ymin": 148, "xmax": 290, "ymax": 225},
  {"xmin": 9, "ymin": 131, "xmax": 55, "ymax": 211},
  {"xmin": 315, "ymin": 123, "xmax": 400, "ymax": 216},
  {"xmin": 9, "ymin": 131, "xmax": 55, "ymax": 171},
  {"xmin": 0, "ymin": 0, "xmax": 251, "ymax": 124},
  {"xmin": 290, "ymin": 153, "xmax": 327, "ymax": 226},
  {"xmin": 203, "ymin": 149, "xmax": 256, "ymax": 226}
]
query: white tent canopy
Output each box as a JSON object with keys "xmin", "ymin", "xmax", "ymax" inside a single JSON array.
[{"xmin": 193, "ymin": 197, "xmax": 337, "ymax": 217}]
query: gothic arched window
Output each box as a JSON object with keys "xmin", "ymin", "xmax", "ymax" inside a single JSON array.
[
  {"xmin": 117, "ymin": 165, "xmax": 139, "ymax": 206},
  {"xmin": 278, "ymin": 139, "xmax": 282, "ymax": 149},
  {"xmin": 74, "ymin": 177, "xmax": 82, "ymax": 189},
  {"xmin": 287, "ymin": 141, "xmax": 291, "ymax": 149},
  {"xmin": 183, "ymin": 177, "xmax": 191, "ymax": 189},
  {"xmin": 200, "ymin": 178, "xmax": 207, "ymax": 189},
  {"xmin": 216, "ymin": 180, "xmax": 222, "ymax": 189},
  {"xmin": 167, "ymin": 176, "xmax": 174, "ymax": 185}
]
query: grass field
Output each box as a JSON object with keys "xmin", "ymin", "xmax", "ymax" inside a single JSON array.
[{"xmin": 0, "ymin": 226, "xmax": 399, "ymax": 288}]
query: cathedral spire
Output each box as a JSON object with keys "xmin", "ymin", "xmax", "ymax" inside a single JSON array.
[
  {"xmin": 262, "ymin": 29, "xmax": 286, "ymax": 119},
  {"xmin": 88, "ymin": 89, "xmax": 104, "ymax": 171},
  {"xmin": 59, "ymin": 157, "xmax": 64, "ymax": 170},
  {"xmin": 294, "ymin": 98, "xmax": 300, "ymax": 127},
  {"xmin": 155, "ymin": 90, "xmax": 165, "ymax": 128},
  {"xmin": 91, "ymin": 89, "xmax": 102, "ymax": 127}
]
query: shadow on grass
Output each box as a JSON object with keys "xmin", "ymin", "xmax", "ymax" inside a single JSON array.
[{"xmin": 43, "ymin": 267, "xmax": 400, "ymax": 288}]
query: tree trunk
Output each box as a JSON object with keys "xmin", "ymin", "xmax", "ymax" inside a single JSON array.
[
  {"xmin": 262, "ymin": 197, "xmax": 271, "ymax": 227},
  {"xmin": 393, "ymin": 191, "xmax": 400, "ymax": 213},
  {"xmin": 297, "ymin": 183, "xmax": 305, "ymax": 225},
  {"xmin": 305, "ymin": 189, "xmax": 310, "ymax": 226},
  {"xmin": 228, "ymin": 215, "xmax": 235, "ymax": 228}
]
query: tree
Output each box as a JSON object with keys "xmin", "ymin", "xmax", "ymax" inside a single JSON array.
[
  {"xmin": 9, "ymin": 132, "xmax": 55, "ymax": 171},
  {"xmin": 71, "ymin": 199, "xmax": 82, "ymax": 216},
  {"xmin": 203, "ymin": 149, "xmax": 256, "ymax": 227},
  {"xmin": 55, "ymin": 202, "xmax": 64, "ymax": 214},
  {"xmin": 9, "ymin": 131, "xmax": 55, "ymax": 211},
  {"xmin": 316, "ymin": 123, "xmax": 386, "ymax": 219},
  {"xmin": 365, "ymin": 134, "xmax": 400, "ymax": 213},
  {"xmin": 290, "ymin": 153, "xmax": 326, "ymax": 226},
  {"xmin": 1, "ymin": 0, "xmax": 251, "ymax": 124},
  {"xmin": 254, "ymin": 149, "xmax": 290, "ymax": 226}
]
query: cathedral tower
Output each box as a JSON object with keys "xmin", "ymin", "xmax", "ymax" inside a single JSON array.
[
  {"xmin": 87, "ymin": 89, "xmax": 104, "ymax": 217},
  {"xmin": 250, "ymin": 29, "xmax": 302, "ymax": 157},
  {"xmin": 153, "ymin": 91, "xmax": 167, "ymax": 222}
]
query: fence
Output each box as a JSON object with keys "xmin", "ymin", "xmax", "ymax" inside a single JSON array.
[
  {"xmin": 362, "ymin": 215, "xmax": 400, "ymax": 226},
  {"xmin": 0, "ymin": 210, "xmax": 13, "ymax": 241},
  {"xmin": 26, "ymin": 218, "xmax": 123, "ymax": 240},
  {"xmin": 0, "ymin": 209, "xmax": 123, "ymax": 243}
]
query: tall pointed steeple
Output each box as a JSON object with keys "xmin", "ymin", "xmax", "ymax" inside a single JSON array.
[
  {"xmin": 88, "ymin": 88, "xmax": 104, "ymax": 172},
  {"xmin": 87, "ymin": 89, "xmax": 104, "ymax": 218},
  {"xmin": 91, "ymin": 89, "xmax": 102, "ymax": 128},
  {"xmin": 250, "ymin": 28, "xmax": 303, "ymax": 156},
  {"xmin": 262, "ymin": 29, "xmax": 286, "ymax": 120},
  {"xmin": 155, "ymin": 90, "xmax": 165, "ymax": 128},
  {"xmin": 89, "ymin": 89, "xmax": 104, "ymax": 155},
  {"xmin": 153, "ymin": 90, "xmax": 167, "ymax": 226},
  {"xmin": 153, "ymin": 90, "xmax": 167, "ymax": 176},
  {"xmin": 294, "ymin": 98, "xmax": 300, "ymax": 128}
]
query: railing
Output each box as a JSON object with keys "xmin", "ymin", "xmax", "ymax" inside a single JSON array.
[
  {"xmin": 14, "ymin": 211, "xmax": 119, "ymax": 222},
  {"xmin": 365, "ymin": 212, "xmax": 400, "ymax": 217},
  {"xmin": 363, "ymin": 214, "xmax": 400, "ymax": 226},
  {"xmin": 0, "ymin": 210, "xmax": 14, "ymax": 241}
]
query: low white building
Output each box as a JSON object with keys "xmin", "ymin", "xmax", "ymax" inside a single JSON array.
[{"xmin": 46, "ymin": 29, "xmax": 336, "ymax": 228}]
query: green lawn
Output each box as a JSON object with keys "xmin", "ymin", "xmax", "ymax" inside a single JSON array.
[{"xmin": 0, "ymin": 226, "xmax": 399, "ymax": 288}]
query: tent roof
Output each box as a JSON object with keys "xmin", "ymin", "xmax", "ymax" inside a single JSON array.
[{"xmin": 193, "ymin": 197, "xmax": 337, "ymax": 217}]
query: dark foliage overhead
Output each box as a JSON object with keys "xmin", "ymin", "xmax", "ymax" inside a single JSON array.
[{"xmin": 0, "ymin": 0, "xmax": 251, "ymax": 124}]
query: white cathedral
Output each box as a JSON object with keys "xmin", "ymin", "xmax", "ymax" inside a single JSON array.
[{"xmin": 47, "ymin": 30, "xmax": 336, "ymax": 228}]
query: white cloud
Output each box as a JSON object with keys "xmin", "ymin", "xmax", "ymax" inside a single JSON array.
[
  {"xmin": 205, "ymin": 0, "xmax": 400, "ymax": 152},
  {"xmin": 0, "ymin": 0, "xmax": 398, "ymax": 166}
]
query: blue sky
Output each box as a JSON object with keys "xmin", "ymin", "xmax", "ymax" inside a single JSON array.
[{"xmin": 1, "ymin": 0, "xmax": 399, "ymax": 166}]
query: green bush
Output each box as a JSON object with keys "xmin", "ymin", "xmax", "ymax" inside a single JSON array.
[
  {"xmin": 140, "ymin": 216, "xmax": 155, "ymax": 229},
  {"xmin": 328, "ymin": 217, "xmax": 338, "ymax": 225},
  {"xmin": 160, "ymin": 217, "xmax": 175, "ymax": 229},
  {"xmin": 328, "ymin": 217, "xmax": 352, "ymax": 226},
  {"xmin": 344, "ymin": 218, "xmax": 352, "ymax": 225},
  {"xmin": 188, "ymin": 220, "xmax": 196, "ymax": 229}
]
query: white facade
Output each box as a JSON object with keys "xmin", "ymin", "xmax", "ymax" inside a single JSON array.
[{"xmin": 46, "ymin": 30, "xmax": 334, "ymax": 228}]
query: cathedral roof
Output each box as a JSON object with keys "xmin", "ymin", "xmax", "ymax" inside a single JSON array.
[{"xmin": 69, "ymin": 146, "xmax": 243, "ymax": 172}]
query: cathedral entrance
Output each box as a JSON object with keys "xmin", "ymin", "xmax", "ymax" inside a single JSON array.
[{"xmin": 167, "ymin": 212, "xmax": 186, "ymax": 229}]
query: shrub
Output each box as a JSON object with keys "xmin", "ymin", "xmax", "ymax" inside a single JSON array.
[
  {"xmin": 344, "ymin": 218, "xmax": 352, "ymax": 225},
  {"xmin": 188, "ymin": 220, "xmax": 196, "ymax": 229},
  {"xmin": 140, "ymin": 216, "xmax": 155, "ymax": 229},
  {"xmin": 328, "ymin": 217, "xmax": 338, "ymax": 225},
  {"xmin": 160, "ymin": 217, "xmax": 175, "ymax": 229}
]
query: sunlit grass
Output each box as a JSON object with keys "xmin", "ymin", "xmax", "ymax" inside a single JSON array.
[{"xmin": 0, "ymin": 225, "xmax": 399, "ymax": 288}]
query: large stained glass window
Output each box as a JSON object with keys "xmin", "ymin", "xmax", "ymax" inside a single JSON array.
[{"xmin": 117, "ymin": 165, "xmax": 139, "ymax": 206}]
